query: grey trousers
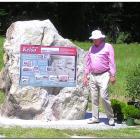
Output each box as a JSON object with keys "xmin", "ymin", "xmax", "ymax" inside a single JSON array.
[{"xmin": 89, "ymin": 71, "xmax": 114, "ymax": 119}]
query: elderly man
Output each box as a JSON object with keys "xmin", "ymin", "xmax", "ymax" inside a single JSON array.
[{"xmin": 83, "ymin": 30, "xmax": 116, "ymax": 126}]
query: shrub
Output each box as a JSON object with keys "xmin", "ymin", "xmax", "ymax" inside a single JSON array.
[
  {"xmin": 116, "ymin": 32, "xmax": 130, "ymax": 44},
  {"xmin": 126, "ymin": 64, "xmax": 140, "ymax": 100},
  {"xmin": 111, "ymin": 99, "xmax": 140, "ymax": 120},
  {"xmin": 106, "ymin": 32, "xmax": 130, "ymax": 44},
  {"xmin": 111, "ymin": 99, "xmax": 126, "ymax": 113},
  {"xmin": 123, "ymin": 105, "xmax": 140, "ymax": 119},
  {"xmin": 111, "ymin": 99, "xmax": 126, "ymax": 122}
]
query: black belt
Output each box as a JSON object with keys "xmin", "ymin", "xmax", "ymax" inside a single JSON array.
[{"xmin": 91, "ymin": 70, "xmax": 109, "ymax": 75}]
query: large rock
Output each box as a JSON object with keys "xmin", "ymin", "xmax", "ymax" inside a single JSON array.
[{"xmin": 0, "ymin": 19, "xmax": 89, "ymax": 120}]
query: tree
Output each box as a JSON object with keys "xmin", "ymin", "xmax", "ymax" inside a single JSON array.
[{"xmin": 0, "ymin": 2, "xmax": 140, "ymax": 42}]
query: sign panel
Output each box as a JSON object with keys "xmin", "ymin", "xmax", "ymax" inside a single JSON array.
[{"xmin": 20, "ymin": 45, "xmax": 77, "ymax": 87}]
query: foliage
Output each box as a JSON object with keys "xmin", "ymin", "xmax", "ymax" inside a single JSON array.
[
  {"xmin": 111, "ymin": 99, "xmax": 126, "ymax": 122},
  {"xmin": 116, "ymin": 32, "xmax": 131, "ymax": 44},
  {"xmin": 0, "ymin": 9, "xmax": 8, "ymax": 16},
  {"xmin": 123, "ymin": 105, "xmax": 140, "ymax": 119},
  {"xmin": 126, "ymin": 64, "xmax": 140, "ymax": 100},
  {"xmin": 0, "ymin": 9, "xmax": 8, "ymax": 33},
  {"xmin": 111, "ymin": 99, "xmax": 126, "ymax": 114},
  {"xmin": 111, "ymin": 99, "xmax": 140, "ymax": 120},
  {"xmin": 0, "ymin": 3, "xmax": 140, "ymax": 42},
  {"xmin": 106, "ymin": 32, "xmax": 130, "ymax": 44}
]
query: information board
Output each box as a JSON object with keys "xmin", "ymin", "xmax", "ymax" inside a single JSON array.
[{"xmin": 20, "ymin": 45, "xmax": 77, "ymax": 87}]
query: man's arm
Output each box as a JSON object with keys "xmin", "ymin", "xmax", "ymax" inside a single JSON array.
[
  {"xmin": 108, "ymin": 44, "xmax": 116, "ymax": 84},
  {"xmin": 83, "ymin": 47, "xmax": 92, "ymax": 86}
]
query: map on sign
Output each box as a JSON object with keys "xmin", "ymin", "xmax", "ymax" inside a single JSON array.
[{"xmin": 20, "ymin": 45, "xmax": 77, "ymax": 87}]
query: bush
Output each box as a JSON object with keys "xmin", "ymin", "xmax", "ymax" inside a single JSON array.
[
  {"xmin": 106, "ymin": 32, "xmax": 131, "ymax": 44},
  {"xmin": 116, "ymin": 32, "xmax": 130, "ymax": 44},
  {"xmin": 126, "ymin": 64, "xmax": 140, "ymax": 100},
  {"xmin": 111, "ymin": 99, "xmax": 126, "ymax": 123},
  {"xmin": 111, "ymin": 99, "xmax": 140, "ymax": 121},
  {"xmin": 111, "ymin": 99, "xmax": 126, "ymax": 113},
  {"xmin": 123, "ymin": 105, "xmax": 140, "ymax": 119}
]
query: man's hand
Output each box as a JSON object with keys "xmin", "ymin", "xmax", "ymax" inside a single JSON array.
[
  {"xmin": 83, "ymin": 75, "xmax": 89, "ymax": 87},
  {"xmin": 110, "ymin": 76, "xmax": 116, "ymax": 85}
]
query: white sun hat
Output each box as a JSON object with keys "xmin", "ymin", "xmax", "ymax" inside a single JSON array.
[{"xmin": 89, "ymin": 30, "xmax": 106, "ymax": 40}]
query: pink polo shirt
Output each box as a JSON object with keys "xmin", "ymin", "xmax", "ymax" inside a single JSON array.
[{"xmin": 84, "ymin": 42, "xmax": 116, "ymax": 76}]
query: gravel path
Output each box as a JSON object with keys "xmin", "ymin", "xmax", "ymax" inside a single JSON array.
[{"xmin": 0, "ymin": 112, "xmax": 128, "ymax": 130}]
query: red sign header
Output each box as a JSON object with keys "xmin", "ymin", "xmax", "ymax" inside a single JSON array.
[{"xmin": 20, "ymin": 45, "xmax": 77, "ymax": 55}]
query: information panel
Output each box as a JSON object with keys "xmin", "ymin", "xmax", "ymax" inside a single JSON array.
[{"xmin": 20, "ymin": 45, "xmax": 77, "ymax": 87}]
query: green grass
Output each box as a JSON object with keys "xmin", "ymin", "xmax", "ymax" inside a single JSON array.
[
  {"xmin": 65, "ymin": 127, "xmax": 140, "ymax": 138},
  {"xmin": 0, "ymin": 36, "xmax": 4, "ymax": 70},
  {"xmin": 0, "ymin": 36, "xmax": 5, "ymax": 105},
  {"xmin": 0, "ymin": 127, "xmax": 70, "ymax": 138},
  {"xmin": 0, "ymin": 126, "xmax": 140, "ymax": 138},
  {"xmin": 111, "ymin": 43, "xmax": 140, "ymax": 101},
  {"xmin": 0, "ymin": 90, "xmax": 5, "ymax": 105}
]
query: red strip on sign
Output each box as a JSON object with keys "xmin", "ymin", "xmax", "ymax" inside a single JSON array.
[
  {"xmin": 20, "ymin": 45, "xmax": 41, "ymax": 54},
  {"xmin": 59, "ymin": 47, "xmax": 77, "ymax": 55},
  {"xmin": 20, "ymin": 45, "xmax": 77, "ymax": 55}
]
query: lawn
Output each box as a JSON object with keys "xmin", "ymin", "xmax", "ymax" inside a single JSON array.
[
  {"xmin": 0, "ymin": 90, "xmax": 5, "ymax": 104},
  {"xmin": 0, "ymin": 126, "xmax": 140, "ymax": 138},
  {"xmin": 0, "ymin": 36, "xmax": 5, "ymax": 104},
  {"xmin": 0, "ymin": 36, "xmax": 4, "ymax": 70}
]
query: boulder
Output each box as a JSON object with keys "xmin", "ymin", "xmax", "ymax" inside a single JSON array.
[{"xmin": 0, "ymin": 19, "xmax": 89, "ymax": 120}]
